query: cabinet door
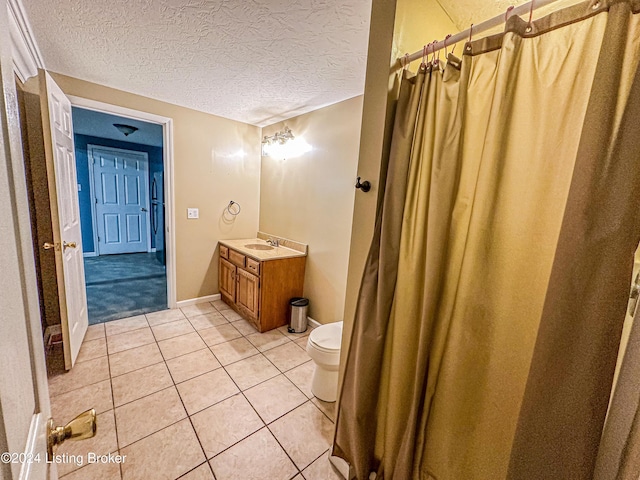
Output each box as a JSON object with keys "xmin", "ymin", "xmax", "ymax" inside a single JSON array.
[
  {"xmin": 219, "ymin": 257, "xmax": 236, "ymax": 301},
  {"xmin": 236, "ymin": 268, "xmax": 260, "ymax": 320}
]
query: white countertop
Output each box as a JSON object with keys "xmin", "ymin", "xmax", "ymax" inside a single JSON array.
[{"xmin": 219, "ymin": 238, "xmax": 307, "ymax": 261}]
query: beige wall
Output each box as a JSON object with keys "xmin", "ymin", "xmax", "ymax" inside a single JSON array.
[
  {"xmin": 340, "ymin": 0, "xmax": 456, "ymax": 361},
  {"xmin": 28, "ymin": 72, "xmax": 262, "ymax": 302},
  {"xmin": 260, "ymin": 96, "xmax": 364, "ymax": 324},
  {"xmin": 393, "ymin": 0, "xmax": 458, "ymax": 61}
]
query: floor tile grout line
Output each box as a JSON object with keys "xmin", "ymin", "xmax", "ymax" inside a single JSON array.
[
  {"xmin": 109, "ymin": 357, "xmax": 166, "ymax": 380},
  {"xmin": 104, "ymin": 337, "xmax": 125, "ymax": 480},
  {"xmin": 164, "ymin": 335, "xmax": 218, "ymax": 480},
  {"xmin": 114, "ymin": 344, "xmax": 187, "ymax": 449},
  {"xmin": 185, "ymin": 379, "xmax": 266, "ymax": 461},
  {"xmin": 212, "ymin": 359, "xmax": 302, "ymax": 477},
  {"xmin": 172, "ymin": 364, "xmax": 224, "ymax": 387},
  {"xmin": 104, "ymin": 320, "xmax": 151, "ymax": 339},
  {"xmin": 115, "ymin": 415, "xmax": 187, "ymax": 452},
  {"xmin": 211, "ymin": 335, "xmax": 322, "ymax": 475},
  {"xmin": 175, "ymin": 461, "xmax": 216, "ymax": 480},
  {"xmin": 303, "ymin": 447, "xmax": 332, "ymax": 476},
  {"xmin": 107, "ymin": 338, "xmax": 157, "ymax": 356},
  {"xmin": 265, "ymin": 421, "xmax": 303, "ymax": 475},
  {"xmin": 264, "ymin": 401, "xmax": 333, "ymax": 473},
  {"xmin": 180, "ymin": 401, "xmax": 217, "ymax": 479},
  {"xmin": 114, "ymin": 383, "xmax": 180, "ymax": 412},
  {"xmin": 48, "ymin": 364, "xmax": 111, "ymax": 398},
  {"xmin": 310, "ymin": 397, "xmax": 337, "ymax": 425}
]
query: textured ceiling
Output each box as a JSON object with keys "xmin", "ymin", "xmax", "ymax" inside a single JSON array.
[
  {"xmin": 72, "ymin": 107, "xmax": 164, "ymax": 147},
  {"xmin": 22, "ymin": 0, "xmax": 372, "ymax": 127}
]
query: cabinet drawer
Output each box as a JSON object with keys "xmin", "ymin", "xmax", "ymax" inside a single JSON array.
[
  {"xmin": 219, "ymin": 245, "xmax": 229, "ymax": 259},
  {"xmin": 229, "ymin": 248, "xmax": 246, "ymax": 268},
  {"xmin": 246, "ymin": 257, "xmax": 260, "ymax": 275}
]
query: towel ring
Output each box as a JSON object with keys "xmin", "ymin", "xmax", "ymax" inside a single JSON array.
[{"xmin": 226, "ymin": 201, "xmax": 241, "ymax": 216}]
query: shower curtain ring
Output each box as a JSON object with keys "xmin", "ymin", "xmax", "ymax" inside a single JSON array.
[
  {"xmin": 526, "ymin": 0, "xmax": 535, "ymax": 32},
  {"xmin": 505, "ymin": 5, "xmax": 514, "ymax": 22},
  {"xmin": 421, "ymin": 43, "xmax": 429, "ymax": 67},
  {"xmin": 431, "ymin": 39, "xmax": 438, "ymax": 65},
  {"xmin": 466, "ymin": 24, "xmax": 474, "ymax": 52},
  {"xmin": 402, "ymin": 53, "xmax": 410, "ymax": 70},
  {"xmin": 444, "ymin": 34, "xmax": 452, "ymax": 59}
]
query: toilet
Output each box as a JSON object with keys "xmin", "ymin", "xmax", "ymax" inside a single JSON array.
[{"xmin": 306, "ymin": 321, "xmax": 343, "ymax": 402}]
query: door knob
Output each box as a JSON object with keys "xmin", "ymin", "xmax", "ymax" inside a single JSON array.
[
  {"xmin": 42, "ymin": 242, "xmax": 60, "ymax": 251},
  {"xmin": 63, "ymin": 241, "xmax": 77, "ymax": 251},
  {"xmin": 47, "ymin": 409, "xmax": 97, "ymax": 458},
  {"xmin": 141, "ymin": 207, "xmax": 148, "ymax": 212}
]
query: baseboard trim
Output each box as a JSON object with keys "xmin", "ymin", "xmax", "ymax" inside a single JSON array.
[
  {"xmin": 83, "ymin": 252, "xmax": 98, "ymax": 258},
  {"xmin": 176, "ymin": 294, "xmax": 221, "ymax": 308},
  {"xmin": 307, "ymin": 316, "xmax": 321, "ymax": 329}
]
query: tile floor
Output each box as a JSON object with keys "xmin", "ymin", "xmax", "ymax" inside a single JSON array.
[{"xmin": 47, "ymin": 300, "xmax": 343, "ymax": 480}]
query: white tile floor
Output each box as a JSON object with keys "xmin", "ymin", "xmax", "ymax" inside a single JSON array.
[{"xmin": 47, "ymin": 300, "xmax": 343, "ymax": 480}]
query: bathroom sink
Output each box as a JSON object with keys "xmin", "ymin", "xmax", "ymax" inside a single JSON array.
[{"xmin": 244, "ymin": 244, "xmax": 274, "ymax": 251}]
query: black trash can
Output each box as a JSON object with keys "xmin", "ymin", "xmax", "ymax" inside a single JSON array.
[{"xmin": 288, "ymin": 297, "xmax": 309, "ymax": 333}]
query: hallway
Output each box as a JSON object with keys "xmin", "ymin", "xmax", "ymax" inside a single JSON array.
[{"xmin": 84, "ymin": 253, "xmax": 167, "ymax": 324}]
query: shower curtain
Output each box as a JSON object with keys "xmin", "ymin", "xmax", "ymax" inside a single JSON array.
[{"xmin": 333, "ymin": 1, "xmax": 640, "ymax": 479}]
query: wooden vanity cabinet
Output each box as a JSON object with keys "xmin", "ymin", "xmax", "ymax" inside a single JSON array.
[
  {"xmin": 219, "ymin": 257, "xmax": 236, "ymax": 301},
  {"xmin": 219, "ymin": 245, "xmax": 306, "ymax": 332}
]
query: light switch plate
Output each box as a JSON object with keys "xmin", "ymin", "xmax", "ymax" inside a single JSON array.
[{"xmin": 187, "ymin": 208, "xmax": 199, "ymax": 219}]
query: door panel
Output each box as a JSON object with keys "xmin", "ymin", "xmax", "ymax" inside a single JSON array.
[
  {"xmin": 41, "ymin": 71, "xmax": 88, "ymax": 370},
  {"xmin": 126, "ymin": 214, "xmax": 141, "ymax": 242},
  {"xmin": 92, "ymin": 147, "xmax": 150, "ymax": 255}
]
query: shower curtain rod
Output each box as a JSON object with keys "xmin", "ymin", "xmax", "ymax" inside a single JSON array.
[{"xmin": 401, "ymin": 0, "xmax": 563, "ymax": 65}]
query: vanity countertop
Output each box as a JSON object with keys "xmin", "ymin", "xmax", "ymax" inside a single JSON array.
[{"xmin": 219, "ymin": 238, "xmax": 307, "ymax": 261}]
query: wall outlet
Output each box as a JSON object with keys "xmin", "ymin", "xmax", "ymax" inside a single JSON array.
[{"xmin": 187, "ymin": 208, "xmax": 199, "ymax": 219}]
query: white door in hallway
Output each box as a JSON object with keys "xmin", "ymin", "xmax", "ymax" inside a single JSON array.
[
  {"xmin": 90, "ymin": 146, "xmax": 151, "ymax": 255},
  {"xmin": 41, "ymin": 71, "xmax": 88, "ymax": 370}
]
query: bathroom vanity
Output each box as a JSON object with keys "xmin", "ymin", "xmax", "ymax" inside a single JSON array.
[{"xmin": 218, "ymin": 235, "xmax": 307, "ymax": 332}]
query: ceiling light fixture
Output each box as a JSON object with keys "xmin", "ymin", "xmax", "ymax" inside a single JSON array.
[
  {"xmin": 261, "ymin": 126, "xmax": 311, "ymax": 159},
  {"xmin": 113, "ymin": 123, "xmax": 139, "ymax": 137}
]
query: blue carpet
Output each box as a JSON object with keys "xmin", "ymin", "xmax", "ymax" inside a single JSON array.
[{"xmin": 84, "ymin": 253, "xmax": 167, "ymax": 324}]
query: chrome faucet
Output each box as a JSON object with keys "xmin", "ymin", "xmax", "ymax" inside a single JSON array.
[{"xmin": 266, "ymin": 238, "xmax": 279, "ymax": 247}]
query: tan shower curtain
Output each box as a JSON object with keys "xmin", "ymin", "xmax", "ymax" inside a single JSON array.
[{"xmin": 334, "ymin": 1, "xmax": 640, "ymax": 479}]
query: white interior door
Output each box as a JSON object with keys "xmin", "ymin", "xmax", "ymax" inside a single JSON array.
[
  {"xmin": 91, "ymin": 147, "xmax": 150, "ymax": 255},
  {"xmin": 0, "ymin": 7, "xmax": 51, "ymax": 477},
  {"xmin": 40, "ymin": 71, "xmax": 88, "ymax": 370}
]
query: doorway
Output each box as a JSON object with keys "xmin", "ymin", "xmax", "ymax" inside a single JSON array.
[{"xmin": 71, "ymin": 106, "xmax": 171, "ymax": 324}]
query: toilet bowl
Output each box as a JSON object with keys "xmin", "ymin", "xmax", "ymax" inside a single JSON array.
[{"xmin": 306, "ymin": 321, "xmax": 343, "ymax": 402}]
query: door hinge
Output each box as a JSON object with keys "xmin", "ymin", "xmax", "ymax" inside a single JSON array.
[{"xmin": 97, "ymin": 236, "xmax": 100, "ymax": 242}]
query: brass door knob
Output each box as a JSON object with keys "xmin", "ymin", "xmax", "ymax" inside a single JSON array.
[
  {"xmin": 42, "ymin": 242, "xmax": 60, "ymax": 251},
  {"xmin": 63, "ymin": 241, "xmax": 77, "ymax": 251},
  {"xmin": 47, "ymin": 409, "xmax": 97, "ymax": 458}
]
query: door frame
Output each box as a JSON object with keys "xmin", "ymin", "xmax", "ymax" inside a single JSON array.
[
  {"xmin": 68, "ymin": 96, "xmax": 177, "ymax": 309},
  {"xmin": 87, "ymin": 145, "xmax": 152, "ymax": 255}
]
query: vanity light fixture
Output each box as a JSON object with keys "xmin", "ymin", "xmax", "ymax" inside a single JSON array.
[{"xmin": 261, "ymin": 126, "xmax": 311, "ymax": 159}]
